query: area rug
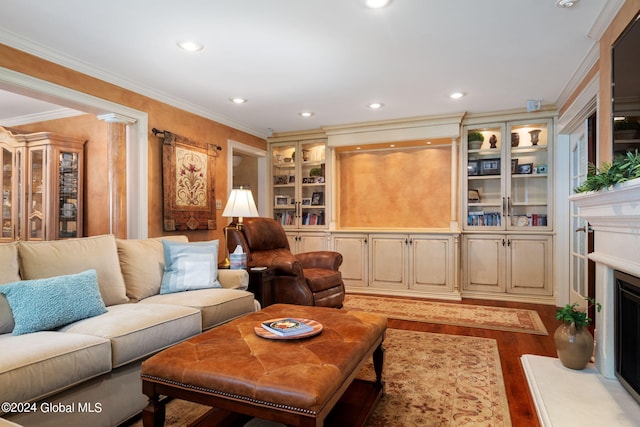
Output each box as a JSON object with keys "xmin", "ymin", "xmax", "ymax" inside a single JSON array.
[
  {"xmin": 343, "ymin": 294, "xmax": 548, "ymax": 335},
  {"xmin": 128, "ymin": 329, "xmax": 511, "ymax": 427}
]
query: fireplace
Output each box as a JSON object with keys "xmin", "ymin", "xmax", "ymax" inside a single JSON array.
[
  {"xmin": 520, "ymin": 180, "xmax": 640, "ymax": 425},
  {"xmin": 615, "ymin": 270, "xmax": 640, "ymax": 404}
]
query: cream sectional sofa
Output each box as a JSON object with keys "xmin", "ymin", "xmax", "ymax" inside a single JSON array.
[{"xmin": 0, "ymin": 234, "xmax": 258, "ymax": 427}]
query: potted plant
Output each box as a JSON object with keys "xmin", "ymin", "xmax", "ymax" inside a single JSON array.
[
  {"xmin": 574, "ymin": 150, "xmax": 640, "ymax": 193},
  {"xmin": 554, "ymin": 297, "xmax": 601, "ymax": 370},
  {"xmin": 467, "ymin": 132, "xmax": 484, "ymax": 150}
]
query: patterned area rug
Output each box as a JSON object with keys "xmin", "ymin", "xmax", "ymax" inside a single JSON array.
[
  {"xmin": 343, "ymin": 294, "xmax": 548, "ymax": 335},
  {"xmin": 129, "ymin": 330, "xmax": 511, "ymax": 427}
]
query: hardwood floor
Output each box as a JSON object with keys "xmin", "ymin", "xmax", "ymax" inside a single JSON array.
[{"xmin": 386, "ymin": 297, "xmax": 558, "ymax": 427}]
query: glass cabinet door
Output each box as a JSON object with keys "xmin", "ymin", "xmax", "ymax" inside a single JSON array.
[
  {"xmin": 507, "ymin": 120, "xmax": 551, "ymax": 230},
  {"xmin": 28, "ymin": 147, "xmax": 45, "ymax": 240},
  {"xmin": 299, "ymin": 141, "xmax": 326, "ymax": 227},
  {"xmin": 272, "ymin": 143, "xmax": 297, "ymax": 226},
  {"xmin": 58, "ymin": 150, "xmax": 80, "ymax": 238},
  {"xmin": 465, "ymin": 123, "xmax": 506, "ymax": 229},
  {"xmin": 1, "ymin": 147, "xmax": 13, "ymax": 240}
]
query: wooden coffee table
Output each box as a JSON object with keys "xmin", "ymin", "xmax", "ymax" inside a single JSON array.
[{"xmin": 140, "ymin": 304, "xmax": 387, "ymax": 427}]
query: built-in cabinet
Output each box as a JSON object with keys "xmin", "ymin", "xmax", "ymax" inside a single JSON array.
[
  {"xmin": 1, "ymin": 127, "xmax": 85, "ymax": 242},
  {"xmin": 332, "ymin": 232, "xmax": 457, "ymax": 297},
  {"xmin": 461, "ymin": 116, "xmax": 554, "ymax": 302},
  {"xmin": 462, "ymin": 234, "xmax": 553, "ymax": 298},
  {"xmin": 270, "ymin": 139, "xmax": 328, "ymax": 228},
  {"xmin": 286, "ymin": 231, "xmax": 329, "ymax": 254}
]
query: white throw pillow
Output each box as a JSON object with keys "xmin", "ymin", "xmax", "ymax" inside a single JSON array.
[{"xmin": 160, "ymin": 240, "xmax": 222, "ymax": 294}]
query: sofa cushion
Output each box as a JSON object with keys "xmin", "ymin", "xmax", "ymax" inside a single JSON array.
[
  {"xmin": 0, "ymin": 269, "xmax": 107, "ymax": 335},
  {"xmin": 17, "ymin": 235, "xmax": 128, "ymax": 306},
  {"xmin": 160, "ymin": 239, "xmax": 222, "ymax": 294},
  {"xmin": 117, "ymin": 235, "xmax": 188, "ymax": 302},
  {"xmin": 141, "ymin": 288, "xmax": 257, "ymax": 329},
  {"xmin": 0, "ymin": 331, "xmax": 111, "ymax": 405},
  {"xmin": 0, "ymin": 243, "xmax": 20, "ymax": 334},
  {"xmin": 58, "ymin": 303, "xmax": 201, "ymax": 368}
]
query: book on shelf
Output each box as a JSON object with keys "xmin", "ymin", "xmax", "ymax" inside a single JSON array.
[
  {"xmin": 261, "ymin": 318, "xmax": 314, "ymax": 336},
  {"xmin": 467, "ymin": 211, "xmax": 501, "ymax": 226}
]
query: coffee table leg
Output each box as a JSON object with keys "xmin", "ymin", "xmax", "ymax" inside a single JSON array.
[
  {"xmin": 373, "ymin": 341, "xmax": 384, "ymax": 388},
  {"xmin": 142, "ymin": 383, "xmax": 166, "ymax": 427}
]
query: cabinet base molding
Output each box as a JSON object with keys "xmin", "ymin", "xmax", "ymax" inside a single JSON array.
[
  {"xmin": 461, "ymin": 290, "xmax": 555, "ymax": 305},
  {"xmin": 346, "ymin": 287, "xmax": 462, "ymax": 302}
]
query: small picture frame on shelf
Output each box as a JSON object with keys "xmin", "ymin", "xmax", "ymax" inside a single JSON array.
[
  {"xmin": 288, "ymin": 175, "xmax": 295, "ymax": 183},
  {"xmin": 536, "ymin": 164, "xmax": 548, "ymax": 174},
  {"xmin": 314, "ymin": 176, "xmax": 325, "ymax": 183},
  {"xmin": 301, "ymin": 197, "xmax": 312, "ymax": 206},
  {"xmin": 511, "ymin": 158, "xmax": 519, "ymax": 174},
  {"xmin": 517, "ymin": 163, "xmax": 533, "ymax": 174},
  {"xmin": 468, "ymin": 189, "xmax": 480, "ymax": 202},
  {"xmin": 311, "ymin": 192, "xmax": 324, "ymax": 206},
  {"xmin": 302, "ymin": 177, "xmax": 314, "ymax": 184},
  {"xmin": 274, "ymin": 175, "xmax": 289, "ymax": 185},
  {"xmin": 480, "ymin": 158, "xmax": 501, "ymax": 175},
  {"xmin": 275, "ymin": 195, "xmax": 289, "ymax": 206},
  {"xmin": 468, "ymin": 160, "xmax": 479, "ymax": 176}
]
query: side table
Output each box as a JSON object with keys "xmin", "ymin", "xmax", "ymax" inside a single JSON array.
[{"xmin": 247, "ymin": 267, "xmax": 275, "ymax": 308}]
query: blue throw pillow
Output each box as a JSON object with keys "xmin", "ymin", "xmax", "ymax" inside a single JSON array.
[
  {"xmin": 0, "ymin": 269, "xmax": 107, "ymax": 335},
  {"xmin": 160, "ymin": 239, "xmax": 222, "ymax": 294}
]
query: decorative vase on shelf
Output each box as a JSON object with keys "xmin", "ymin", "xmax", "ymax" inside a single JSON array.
[
  {"xmin": 511, "ymin": 132, "xmax": 520, "ymax": 147},
  {"xmin": 489, "ymin": 134, "xmax": 498, "ymax": 149},
  {"xmin": 554, "ymin": 321, "xmax": 594, "ymax": 370},
  {"xmin": 529, "ymin": 129, "xmax": 541, "ymax": 146}
]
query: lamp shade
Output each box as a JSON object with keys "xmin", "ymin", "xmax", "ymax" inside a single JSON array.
[{"xmin": 222, "ymin": 187, "xmax": 259, "ymax": 220}]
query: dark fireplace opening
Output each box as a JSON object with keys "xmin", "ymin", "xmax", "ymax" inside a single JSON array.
[{"xmin": 615, "ymin": 270, "xmax": 640, "ymax": 405}]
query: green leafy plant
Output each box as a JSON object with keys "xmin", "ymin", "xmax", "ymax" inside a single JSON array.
[
  {"xmin": 555, "ymin": 297, "xmax": 601, "ymax": 328},
  {"xmin": 309, "ymin": 167, "xmax": 323, "ymax": 177},
  {"xmin": 574, "ymin": 150, "xmax": 640, "ymax": 193},
  {"xmin": 467, "ymin": 132, "xmax": 484, "ymax": 142}
]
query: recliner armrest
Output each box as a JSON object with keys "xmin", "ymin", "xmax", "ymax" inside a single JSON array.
[
  {"xmin": 249, "ymin": 250, "xmax": 303, "ymax": 276},
  {"xmin": 296, "ymin": 251, "xmax": 343, "ymax": 271}
]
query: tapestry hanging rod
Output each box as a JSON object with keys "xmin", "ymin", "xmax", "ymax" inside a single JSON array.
[{"xmin": 151, "ymin": 128, "xmax": 222, "ymax": 151}]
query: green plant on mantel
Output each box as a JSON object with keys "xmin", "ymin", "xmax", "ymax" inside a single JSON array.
[
  {"xmin": 467, "ymin": 132, "xmax": 484, "ymax": 142},
  {"xmin": 574, "ymin": 150, "xmax": 640, "ymax": 193},
  {"xmin": 556, "ymin": 297, "xmax": 602, "ymax": 328}
]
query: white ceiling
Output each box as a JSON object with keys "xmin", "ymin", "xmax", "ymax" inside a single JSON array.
[{"xmin": 0, "ymin": 0, "xmax": 622, "ymax": 137}]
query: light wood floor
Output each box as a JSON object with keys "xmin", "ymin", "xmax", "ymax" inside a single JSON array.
[{"xmin": 386, "ymin": 296, "xmax": 558, "ymax": 427}]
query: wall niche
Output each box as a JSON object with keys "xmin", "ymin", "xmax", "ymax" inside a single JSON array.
[{"xmin": 337, "ymin": 143, "xmax": 451, "ymax": 229}]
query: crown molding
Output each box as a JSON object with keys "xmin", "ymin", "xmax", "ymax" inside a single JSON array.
[{"xmin": 0, "ymin": 107, "xmax": 84, "ymax": 126}]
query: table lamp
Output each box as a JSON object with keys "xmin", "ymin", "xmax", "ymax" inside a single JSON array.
[{"xmin": 221, "ymin": 186, "xmax": 259, "ymax": 267}]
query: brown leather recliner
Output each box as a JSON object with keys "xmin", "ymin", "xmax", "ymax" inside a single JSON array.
[{"xmin": 226, "ymin": 217, "xmax": 345, "ymax": 308}]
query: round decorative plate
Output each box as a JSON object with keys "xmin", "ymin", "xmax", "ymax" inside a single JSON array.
[{"xmin": 254, "ymin": 318, "xmax": 323, "ymax": 340}]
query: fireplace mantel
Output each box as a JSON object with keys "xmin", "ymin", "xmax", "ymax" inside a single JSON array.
[{"xmin": 570, "ymin": 177, "xmax": 640, "ymax": 279}]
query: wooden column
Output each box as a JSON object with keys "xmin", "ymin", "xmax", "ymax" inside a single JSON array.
[{"xmin": 98, "ymin": 113, "xmax": 136, "ymax": 239}]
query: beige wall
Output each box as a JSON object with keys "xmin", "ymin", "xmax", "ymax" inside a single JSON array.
[{"xmin": 0, "ymin": 44, "xmax": 267, "ymax": 251}]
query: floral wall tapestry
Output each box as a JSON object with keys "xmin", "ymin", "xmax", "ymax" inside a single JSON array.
[{"xmin": 160, "ymin": 130, "xmax": 217, "ymax": 231}]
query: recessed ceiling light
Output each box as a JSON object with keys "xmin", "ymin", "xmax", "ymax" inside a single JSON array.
[
  {"xmin": 177, "ymin": 41, "xmax": 204, "ymax": 52},
  {"xmin": 450, "ymin": 92, "xmax": 464, "ymax": 99},
  {"xmin": 555, "ymin": 0, "xmax": 579, "ymax": 8},
  {"xmin": 299, "ymin": 112, "xmax": 314, "ymax": 118},
  {"xmin": 230, "ymin": 97, "xmax": 247, "ymax": 104},
  {"xmin": 365, "ymin": 0, "xmax": 392, "ymax": 9},
  {"xmin": 368, "ymin": 102, "xmax": 384, "ymax": 109}
]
